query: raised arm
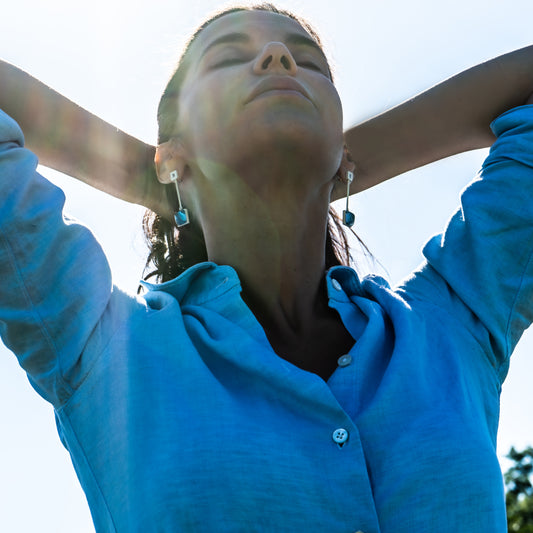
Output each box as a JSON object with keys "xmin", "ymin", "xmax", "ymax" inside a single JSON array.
[
  {"xmin": 0, "ymin": 60, "xmax": 168, "ymax": 216},
  {"xmin": 334, "ymin": 45, "xmax": 533, "ymax": 201},
  {"xmin": 4, "ymin": 45, "xmax": 533, "ymax": 214}
]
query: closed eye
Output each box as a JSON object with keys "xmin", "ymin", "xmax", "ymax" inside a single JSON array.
[
  {"xmin": 211, "ymin": 57, "xmax": 249, "ymax": 69},
  {"xmin": 298, "ymin": 61, "xmax": 322, "ymax": 71}
]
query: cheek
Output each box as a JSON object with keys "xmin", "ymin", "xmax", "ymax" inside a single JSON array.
[
  {"xmin": 317, "ymin": 88, "xmax": 344, "ymax": 156},
  {"xmin": 317, "ymin": 86, "xmax": 345, "ymax": 173},
  {"xmin": 323, "ymin": 87, "xmax": 343, "ymax": 134},
  {"xmin": 178, "ymin": 78, "xmax": 242, "ymax": 152}
]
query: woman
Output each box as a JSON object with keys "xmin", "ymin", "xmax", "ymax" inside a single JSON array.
[{"xmin": 1, "ymin": 3, "xmax": 533, "ymax": 531}]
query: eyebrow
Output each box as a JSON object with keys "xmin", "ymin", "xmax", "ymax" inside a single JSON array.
[{"xmin": 200, "ymin": 31, "xmax": 326, "ymax": 60}]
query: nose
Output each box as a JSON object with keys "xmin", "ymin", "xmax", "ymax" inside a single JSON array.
[{"xmin": 252, "ymin": 42, "xmax": 297, "ymax": 75}]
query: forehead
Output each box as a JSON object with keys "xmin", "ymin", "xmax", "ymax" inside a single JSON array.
[{"xmin": 189, "ymin": 10, "xmax": 317, "ymax": 57}]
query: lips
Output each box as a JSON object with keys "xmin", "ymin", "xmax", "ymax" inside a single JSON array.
[{"xmin": 245, "ymin": 76, "xmax": 311, "ymax": 104}]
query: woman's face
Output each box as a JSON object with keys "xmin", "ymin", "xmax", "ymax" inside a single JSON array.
[{"xmin": 175, "ymin": 10, "xmax": 344, "ymax": 188}]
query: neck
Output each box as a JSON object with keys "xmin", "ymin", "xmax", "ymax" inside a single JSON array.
[{"xmin": 192, "ymin": 163, "xmax": 335, "ymax": 341}]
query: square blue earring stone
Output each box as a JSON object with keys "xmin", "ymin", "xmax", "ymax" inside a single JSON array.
[
  {"xmin": 175, "ymin": 208, "xmax": 190, "ymax": 227},
  {"xmin": 342, "ymin": 210, "xmax": 355, "ymax": 227}
]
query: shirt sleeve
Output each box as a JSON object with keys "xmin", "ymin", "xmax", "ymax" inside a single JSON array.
[
  {"xmin": 400, "ymin": 105, "xmax": 533, "ymax": 377},
  {"xmin": 0, "ymin": 109, "xmax": 113, "ymax": 406}
]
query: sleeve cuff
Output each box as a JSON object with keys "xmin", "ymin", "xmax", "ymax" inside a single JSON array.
[
  {"xmin": 490, "ymin": 104, "xmax": 533, "ymax": 137},
  {"xmin": 0, "ymin": 109, "xmax": 25, "ymax": 147},
  {"xmin": 485, "ymin": 104, "xmax": 533, "ymax": 169}
]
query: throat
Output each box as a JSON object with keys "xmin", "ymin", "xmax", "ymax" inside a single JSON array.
[
  {"xmin": 265, "ymin": 314, "xmax": 355, "ymax": 381},
  {"xmin": 240, "ymin": 272, "xmax": 355, "ymax": 381}
]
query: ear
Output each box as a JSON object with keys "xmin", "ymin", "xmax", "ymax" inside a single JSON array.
[
  {"xmin": 337, "ymin": 145, "xmax": 356, "ymax": 182},
  {"xmin": 331, "ymin": 145, "xmax": 356, "ymax": 202},
  {"xmin": 154, "ymin": 138, "xmax": 188, "ymax": 184}
]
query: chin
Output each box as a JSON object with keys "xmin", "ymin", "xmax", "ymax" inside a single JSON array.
[
  {"xmin": 224, "ymin": 127, "xmax": 341, "ymax": 187},
  {"xmin": 243, "ymin": 111, "xmax": 340, "ymax": 154}
]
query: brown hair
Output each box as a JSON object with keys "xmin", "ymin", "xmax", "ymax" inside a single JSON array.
[{"xmin": 141, "ymin": 3, "xmax": 364, "ymax": 285}]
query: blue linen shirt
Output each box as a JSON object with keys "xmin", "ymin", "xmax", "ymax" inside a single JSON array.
[{"xmin": 1, "ymin": 106, "xmax": 533, "ymax": 532}]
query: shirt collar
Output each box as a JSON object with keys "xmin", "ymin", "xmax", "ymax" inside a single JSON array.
[
  {"xmin": 140, "ymin": 261, "xmax": 386, "ymax": 306},
  {"xmin": 326, "ymin": 265, "xmax": 362, "ymax": 302},
  {"xmin": 139, "ymin": 261, "xmax": 241, "ymax": 305},
  {"xmin": 326, "ymin": 266, "xmax": 391, "ymax": 301}
]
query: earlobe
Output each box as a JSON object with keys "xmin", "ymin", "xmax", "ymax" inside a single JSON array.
[
  {"xmin": 154, "ymin": 138, "xmax": 188, "ymax": 184},
  {"xmin": 333, "ymin": 146, "xmax": 356, "ymax": 187},
  {"xmin": 338, "ymin": 145, "xmax": 356, "ymax": 181},
  {"xmin": 331, "ymin": 145, "xmax": 357, "ymax": 203}
]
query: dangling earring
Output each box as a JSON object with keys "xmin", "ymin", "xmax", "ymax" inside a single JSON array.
[
  {"xmin": 169, "ymin": 170, "xmax": 189, "ymax": 227},
  {"xmin": 342, "ymin": 170, "xmax": 355, "ymax": 227}
]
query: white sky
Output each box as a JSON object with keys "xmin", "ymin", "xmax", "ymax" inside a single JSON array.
[{"xmin": 1, "ymin": 0, "xmax": 533, "ymax": 531}]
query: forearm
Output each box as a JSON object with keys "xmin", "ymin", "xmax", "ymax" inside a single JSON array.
[
  {"xmin": 339, "ymin": 45, "xmax": 533, "ymax": 200},
  {"xmin": 0, "ymin": 60, "xmax": 164, "ymax": 214}
]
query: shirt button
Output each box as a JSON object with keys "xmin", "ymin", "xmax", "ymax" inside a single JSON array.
[
  {"xmin": 331, "ymin": 279, "xmax": 342, "ymax": 291},
  {"xmin": 332, "ymin": 428, "xmax": 349, "ymax": 445},
  {"xmin": 337, "ymin": 354, "xmax": 352, "ymax": 367}
]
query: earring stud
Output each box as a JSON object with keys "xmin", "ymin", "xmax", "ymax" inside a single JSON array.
[
  {"xmin": 342, "ymin": 170, "xmax": 355, "ymax": 227},
  {"xmin": 169, "ymin": 170, "xmax": 189, "ymax": 227}
]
